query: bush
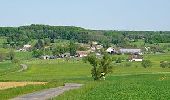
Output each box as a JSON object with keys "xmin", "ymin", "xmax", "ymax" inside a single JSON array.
[
  {"xmin": 8, "ymin": 50, "xmax": 15, "ymax": 60},
  {"xmin": 12, "ymin": 58, "xmax": 20, "ymax": 64},
  {"xmin": 141, "ymin": 60, "xmax": 152, "ymax": 68},
  {"xmin": 32, "ymin": 50, "xmax": 43, "ymax": 58},
  {"xmin": 0, "ymin": 53, "xmax": 6, "ymax": 62},
  {"xmin": 116, "ymin": 57, "xmax": 122, "ymax": 63},
  {"xmin": 160, "ymin": 61, "xmax": 170, "ymax": 68}
]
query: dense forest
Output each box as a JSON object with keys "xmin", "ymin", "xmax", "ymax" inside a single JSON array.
[{"xmin": 0, "ymin": 24, "xmax": 170, "ymax": 48}]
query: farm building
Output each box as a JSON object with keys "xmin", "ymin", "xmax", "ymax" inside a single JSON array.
[
  {"xmin": 19, "ymin": 44, "xmax": 32, "ymax": 51},
  {"xmin": 41, "ymin": 55, "xmax": 50, "ymax": 60},
  {"xmin": 106, "ymin": 47, "xmax": 116, "ymax": 54},
  {"xmin": 61, "ymin": 53, "xmax": 70, "ymax": 58},
  {"xmin": 120, "ymin": 49, "xmax": 142, "ymax": 54},
  {"xmin": 40, "ymin": 55, "xmax": 57, "ymax": 59}
]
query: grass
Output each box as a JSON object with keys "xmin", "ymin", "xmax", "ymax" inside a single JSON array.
[
  {"xmin": 1, "ymin": 54, "xmax": 170, "ymax": 81},
  {"xmin": 55, "ymin": 74, "xmax": 170, "ymax": 100},
  {"xmin": 0, "ymin": 48, "xmax": 9, "ymax": 53},
  {"xmin": 15, "ymin": 51, "xmax": 32, "ymax": 60},
  {"xmin": 0, "ymin": 53, "xmax": 170, "ymax": 99},
  {"xmin": 0, "ymin": 61, "xmax": 92, "ymax": 81},
  {"xmin": 0, "ymin": 62, "xmax": 20, "ymax": 76}
]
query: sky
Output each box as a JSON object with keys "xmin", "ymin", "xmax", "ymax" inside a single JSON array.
[{"xmin": 0, "ymin": 0, "xmax": 170, "ymax": 31}]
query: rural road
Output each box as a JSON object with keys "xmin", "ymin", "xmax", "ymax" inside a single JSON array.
[{"xmin": 11, "ymin": 83, "xmax": 83, "ymax": 100}]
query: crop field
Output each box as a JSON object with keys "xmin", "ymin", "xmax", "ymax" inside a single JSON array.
[
  {"xmin": 56, "ymin": 74, "xmax": 170, "ymax": 100},
  {"xmin": 0, "ymin": 82, "xmax": 47, "ymax": 90},
  {"xmin": 0, "ymin": 82, "xmax": 63, "ymax": 99}
]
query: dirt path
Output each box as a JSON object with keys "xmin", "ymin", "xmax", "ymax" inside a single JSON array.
[{"xmin": 11, "ymin": 83, "xmax": 83, "ymax": 100}]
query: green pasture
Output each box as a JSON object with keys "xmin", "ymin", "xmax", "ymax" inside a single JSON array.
[
  {"xmin": 0, "ymin": 61, "xmax": 91, "ymax": 81},
  {"xmin": 0, "ymin": 53, "xmax": 170, "ymax": 99},
  {"xmin": 15, "ymin": 51, "xmax": 32, "ymax": 60},
  {"xmin": 1, "ymin": 53, "xmax": 170, "ymax": 81},
  {"xmin": 0, "ymin": 62, "xmax": 20, "ymax": 76}
]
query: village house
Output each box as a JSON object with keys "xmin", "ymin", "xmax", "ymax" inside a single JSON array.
[
  {"xmin": 90, "ymin": 45, "xmax": 103, "ymax": 52},
  {"xmin": 76, "ymin": 51, "xmax": 89, "ymax": 58},
  {"xmin": 96, "ymin": 45, "xmax": 103, "ymax": 50},
  {"xmin": 90, "ymin": 46, "xmax": 96, "ymax": 52},
  {"xmin": 79, "ymin": 43, "xmax": 91, "ymax": 49},
  {"xmin": 19, "ymin": 44, "xmax": 32, "ymax": 51},
  {"xmin": 40, "ymin": 55, "xmax": 57, "ymax": 60}
]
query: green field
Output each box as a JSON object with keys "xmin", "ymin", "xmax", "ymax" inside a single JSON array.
[
  {"xmin": 0, "ymin": 62, "xmax": 20, "ymax": 76},
  {"xmin": 56, "ymin": 74, "xmax": 170, "ymax": 100},
  {"xmin": 0, "ymin": 54, "xmax": 170, "ymax": 99},
  {"xmin": 15, "ymin": 51, "xmax": 32, "ymax": 60},
  {"xmin": 0, "ymin": 61, "xmax": 91, "ymax": 81}
]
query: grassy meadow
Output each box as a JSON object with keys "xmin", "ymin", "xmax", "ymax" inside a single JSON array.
[
  {"xmin": 0, "ymin": 53, "xmax": 170, "ymax": 99},
  {"xmin": 0, "ymin": 62, "xmax": 20, "ymax": 76}
]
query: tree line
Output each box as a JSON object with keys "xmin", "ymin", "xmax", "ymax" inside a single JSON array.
[{"xmin": 0, "ymin": 24, "xmax": 170, "ymax": 48}]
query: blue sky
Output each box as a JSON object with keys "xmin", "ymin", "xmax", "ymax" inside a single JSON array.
[{"xmin": 0, "ymin": 0, "xmax": 170, "ymax": 31}]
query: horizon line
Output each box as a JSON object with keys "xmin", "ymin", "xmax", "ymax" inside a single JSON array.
[{"xmin": 0, "ymin": 24, "xmax": 169, "ymax": 32}]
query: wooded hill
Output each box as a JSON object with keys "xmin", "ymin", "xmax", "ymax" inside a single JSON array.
[{"xmin": 0, "ymin": 24, "xmax": 170, "ymax": 47}]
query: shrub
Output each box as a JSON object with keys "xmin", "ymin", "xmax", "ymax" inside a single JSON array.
[
  {"xmin": 32, "ymin": 50, "xmax": 43, "ymax": 58},
  {"xmin": 141, "ymin": 60, "xmax": 152, "ymax": 68},
  {"xmin": 0, "ymin": 53, "xmax": 6, "ymax": 62},
  {"xmin": 12, "ymin": 58, "xmax": 20, "ymax": 64},
  {"xmin": 116, "ymin": 57, "xmax": 122, "ymax": 63},
  {"xmin": 8, "ymin": 50, "xmax": 15, "ymax": 60},
  {"xmin": 160, "ymin": 61, "xmax": 170, "ymax": 68}
]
